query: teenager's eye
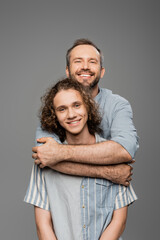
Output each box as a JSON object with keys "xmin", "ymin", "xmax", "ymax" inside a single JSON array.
[
  {"xmin": 74, "ymin": 103, "xmax": 80, "ymax": 108},
  {"xmin": 58, "ymin": 108, "xmax": 65, "ymax": 112}
]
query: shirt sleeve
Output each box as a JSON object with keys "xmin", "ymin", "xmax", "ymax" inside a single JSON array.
[
  {"xmin": 24, "ymin": 124, "xmax": 61, "ymax": 210},
  {"xmin": 114, "ymin": 183, "xmax": 138, "ymax": 210},
  {"xmin": 36, "ymin": 125, "xmax": 61, "ymax": 145},
  {"xmin": 24, "ymin": 164, "xmax": 50, "ymax": 211},
  {"xmin": 109, "ymin": 96, "xmax": 139, "ymax": 159}
]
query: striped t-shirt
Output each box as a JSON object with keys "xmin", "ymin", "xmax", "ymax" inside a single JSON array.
[{"xmin": 24, "ymin": 134, "xmax": 137, "ymax": 240}]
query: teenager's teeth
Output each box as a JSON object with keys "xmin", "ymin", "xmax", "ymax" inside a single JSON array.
[
  {"xmin": 70, "ymin": 121, "xmax": 79, "ymax": 124},
  {"xmin": 81, "ymin": 74, "xmax": 90, "ymax": 77}
]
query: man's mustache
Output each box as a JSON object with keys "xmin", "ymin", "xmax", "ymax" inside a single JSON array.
[{"xmin": 76, "ymin": 69, "xmax": 94, "ymax": 75}]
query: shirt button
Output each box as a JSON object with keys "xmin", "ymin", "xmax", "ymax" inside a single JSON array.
[
  {"xmin": 82, "ymin": 185, "xmax": 84, "ymax": 188},
  {"xmin": 82, "ymin": 205, "xmax": 85, "ymax": 208},
  {"xmin": 83, "ymin": 225, "xmax": 86, "ymax": 228}
]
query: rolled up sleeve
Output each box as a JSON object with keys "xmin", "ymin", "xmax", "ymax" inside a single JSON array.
[{"xmin": 110, "ymin": 98, "xmax": 139, "ymax": 158}]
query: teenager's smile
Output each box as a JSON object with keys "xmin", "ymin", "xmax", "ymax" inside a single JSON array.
[{"xmin": 53, "ymin": 89, "xmax": 89, "ymax": 136}]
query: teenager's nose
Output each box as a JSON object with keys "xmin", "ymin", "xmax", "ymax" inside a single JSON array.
[{"xmin": 67, "ymin": 108, "xmax": 76, "ymax": 118}]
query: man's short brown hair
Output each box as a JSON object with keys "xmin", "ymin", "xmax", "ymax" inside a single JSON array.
[{"xmin": 66, "ymin": 38, "xmax": 104, "ymax": 68}]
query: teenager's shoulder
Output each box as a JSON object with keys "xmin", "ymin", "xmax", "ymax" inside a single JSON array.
[{"xmin": 95, "ymin": 133, "xmax": 106, "ymax": 143}]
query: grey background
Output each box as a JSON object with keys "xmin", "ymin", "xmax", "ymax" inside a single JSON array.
[{"xmin": 0, "ymin": 0, "xmax": 159, "ymax": 239}]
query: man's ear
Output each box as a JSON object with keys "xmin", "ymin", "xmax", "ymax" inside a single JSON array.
[
  {"xmin": 100, "ymin": 67, "xmax": 105, "ymax": 79},
  {"xmin": 66, "ymin": 67, "xmax": 69, "ymax": 77}
]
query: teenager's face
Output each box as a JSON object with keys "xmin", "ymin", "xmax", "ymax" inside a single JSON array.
[
  {"xmin": 53, "ymin": 89, "xmax": 88, "ymax": 136},
  {"xmin": 66, "ymin": 45, "xmax": 105, "ymax": 89}
]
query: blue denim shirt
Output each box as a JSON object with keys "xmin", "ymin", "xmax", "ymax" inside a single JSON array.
[{"xmin": 95, "ymin": 88, "xmax": 139, "ymax": 158}]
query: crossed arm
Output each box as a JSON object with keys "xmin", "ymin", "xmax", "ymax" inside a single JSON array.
[{"xmin": 33, "ymin": 137, "xmax": 133, "ymax": 186}]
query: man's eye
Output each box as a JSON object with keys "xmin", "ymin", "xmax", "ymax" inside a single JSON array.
[
  {"xmin": 74, "ymin": 60, "xmax": 81, "ymax": 63},
  {"xmin": 90, "ymin": 60, "xmax": 96, "ymax": 64}
]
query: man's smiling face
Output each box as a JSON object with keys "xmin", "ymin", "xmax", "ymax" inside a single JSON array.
[{"xmin": 66, "ymin": 45, "xmax": 105, "ymax": 90}]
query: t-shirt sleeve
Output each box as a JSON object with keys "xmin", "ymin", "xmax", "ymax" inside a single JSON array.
[
  {"xmin": 109, "ymin": 97, "xmax": 139, "ymax": 159},
  {"xmin": 24, "ymin": 164, "xmax": 50, "ymax": 211},
  {"xmin": 114, "ymin": 183, "xmax": 138, "ymax": 210},
  {"xmin": 24, "ymin": 124, "xmax": 61, "ymax": 210}
]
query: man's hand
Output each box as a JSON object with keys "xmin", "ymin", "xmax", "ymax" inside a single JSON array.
[
  {"xmin": 32, "ymin": 137, "xmax": 63, "ymax": 168},
  {"xmin": 103, "ymin": 161, "xmax": 134, "ymax": 186}
]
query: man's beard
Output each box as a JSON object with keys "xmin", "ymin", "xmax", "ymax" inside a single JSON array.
[
  {"xmin": 88, "ymin": 76, "xmax": 100, "ymax": 89},
  {"xmin": 68, "ymin": 70, "xmax": 101, "ymax": 90}
]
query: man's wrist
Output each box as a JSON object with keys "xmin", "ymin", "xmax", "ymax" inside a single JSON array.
[
  {"xmin": 101, "ymin": 165, "xmax": 112, "ymax": 181},
  {"xmin": 58, "ymin": 144, "xmax": 72, "ymax": 162}
]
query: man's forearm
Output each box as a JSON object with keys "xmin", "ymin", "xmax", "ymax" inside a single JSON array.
[
  {"xmin": 52, "ymin": 161, "xmax": 132, "ymax": 186},
  {"xmin": 61, "ymin": 140, "xmax": 132, "ymax": 165},
  {"xmin": 33, "ymin": 138, "xmax": 132, "ymax": 184}
]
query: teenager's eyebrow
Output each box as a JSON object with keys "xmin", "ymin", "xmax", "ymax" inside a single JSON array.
[
  {"xmin": 56, "ymin": 101, "xmax": 82, "ymax": 110},
  {"xmin": 55, "ymin": 105, "xmax": 66, "ymax": 110},
  {"xmin": 72, "ymin": 101, "xmax": 82, "ymax": 105}
]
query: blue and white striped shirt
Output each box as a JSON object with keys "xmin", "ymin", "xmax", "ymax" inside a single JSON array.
[{"xmin": 24, "ymin": 134, "xmax": 137, "ymax": 240}]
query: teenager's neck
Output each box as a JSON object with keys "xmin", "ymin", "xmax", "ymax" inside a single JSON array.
[{"xmin": 66, "ymin": 128, "xmax": 95, "ymax": 145}]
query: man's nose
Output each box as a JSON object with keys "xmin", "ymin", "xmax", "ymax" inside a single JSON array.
[{"xmin": 82, "ymin": 61, "xmax": 89, "ymax": 69}]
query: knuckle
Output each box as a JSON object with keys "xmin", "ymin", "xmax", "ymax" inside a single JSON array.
[
  {"xmin": 41, "ymin": 159, "xmax": 46, "ymax": 166},
  {"xmin": 37, "ymin": 152, "xmax": 41, "ymax": 160}
]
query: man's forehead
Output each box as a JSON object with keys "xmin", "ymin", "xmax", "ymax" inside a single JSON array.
[{"xmin": 70, "ymin": 45, "xmax": 100, "ymax": 59}]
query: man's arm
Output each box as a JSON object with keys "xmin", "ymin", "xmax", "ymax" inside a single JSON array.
[
  {"xmin": 33, "ymin": 137, "xmax": 132, "ymax": 166},
  {"xmin": 48, "ymin": 161, "xmax": 133, "ymax": 186},
  {"xmin": 99, "ymin": 206, "xmax": 128, "ymax": 240},
  {"xmin": 34, "ymin": 207, "xmax": 57, "ymax": 240},
  {"xmin": 33, "ymin": 137, "xmax": 133, "ymax": 186}
]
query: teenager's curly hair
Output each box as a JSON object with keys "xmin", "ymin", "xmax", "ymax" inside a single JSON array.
[{"xmin": 39, "ymin": 78, "xmax": 102, "ymax": 142}]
